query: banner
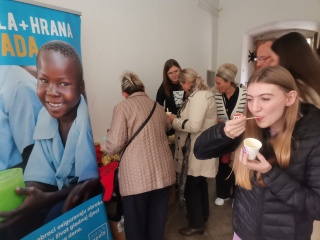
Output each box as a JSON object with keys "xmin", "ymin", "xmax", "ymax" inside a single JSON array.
[
  {"xmin": 0, "ymin": 0, "xmax": 81, "ymax": 65},
  {"xmin": 0, "ymin": 1, "xmax": 112, "ymax": 239},
  {"xmin": 22, "ymin": 194, "xmax": 111, "ymax": 240}
]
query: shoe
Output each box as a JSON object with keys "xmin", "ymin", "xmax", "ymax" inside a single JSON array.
[
  {"xmin": 179, "ymin": 227, "xmax": 205, "ymax": 236},
  {"xmin": 215, "ymin": 197, "xmax": 230, "ymax": 206}
]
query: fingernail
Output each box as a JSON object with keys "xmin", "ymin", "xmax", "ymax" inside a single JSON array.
[{"xmin": 243, "ymin": 147, "xmax": 247, "ymax": 154}]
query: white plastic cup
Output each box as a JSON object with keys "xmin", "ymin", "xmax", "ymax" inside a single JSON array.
[
  {"xmin": 166, "ymin": 112, "xmax": 172, "ymax": 116},
  {"xmin": 243, "ymin": 138, "xmax": 262, "ymax": 160}
]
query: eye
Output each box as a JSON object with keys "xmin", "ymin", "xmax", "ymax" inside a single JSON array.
[
  {"xmin": 246, "ymin": 98, "xmax": 252, "ymax": 102},
  {"xmin": 39, "ymin": 78, "xmax": 49, "ymax": 84},
  {"xmin": 262, "ymin": 98, "xmax": 270, "ymax": 101},
  {"xmin": 60, "ymin": 82, "xmax": 70, "ymax": 87}
]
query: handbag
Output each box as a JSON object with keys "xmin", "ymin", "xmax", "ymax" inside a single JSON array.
[{"xmin": 107, "ymin": 101, "xmax": 157, "ymax": 221}]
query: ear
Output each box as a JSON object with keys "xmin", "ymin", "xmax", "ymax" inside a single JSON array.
[
  {"xmin": 286, "ymin": 90, "xmax": 297, "ymax": 106},
  {"xmin": 122, "ymin": 92, "xmax": 129, "ymax": 99}
]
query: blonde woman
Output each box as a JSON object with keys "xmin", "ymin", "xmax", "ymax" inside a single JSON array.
[
  {"xmin": 194, "ymin": 66, "xmax": 320, "ymax": 240},
  {"xmin": 167, "ymin": 68, "xmax": 218, "ymax": 236}
]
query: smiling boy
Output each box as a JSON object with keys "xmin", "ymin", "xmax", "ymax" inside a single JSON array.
[
  {"xmin": 24, "ymin": 40, "xmax": 98, "ymax": 189},
  {"xmin": 0, "ymin": 41, "xmax": 99, "ymax": 239}
]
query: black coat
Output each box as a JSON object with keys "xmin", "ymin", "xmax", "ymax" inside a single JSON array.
[{"xmin": 194, "ymin": 103, "xmax": 320, "ymax": 240}]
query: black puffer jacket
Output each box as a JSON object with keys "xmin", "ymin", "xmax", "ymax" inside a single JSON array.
[{"xmin": 194, "ymin": 103, "xmax": 320, "ymax": 240}]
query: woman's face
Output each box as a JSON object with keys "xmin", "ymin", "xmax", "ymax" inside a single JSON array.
[
  {"xmin": 180, "ymin": 81, "xmax": 192, "ymax": 92},
  {"xmin": 215, "ymin": 76, "xmax": 229, "ymax": 94},
  {"xmin": 247, "ymin": 82, "xmax": 292, "ymax": 132},
  {"xmin": 167, "ymin": 66, "xmax": 180, "ymax": 83}
]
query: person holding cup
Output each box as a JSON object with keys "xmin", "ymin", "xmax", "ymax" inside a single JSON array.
[
  {"xmin": 167, "ymin": 68, "xmax": 218, "ymax": 236},
  {"xmin": 194, "ymin": 66, "xmax": 320, "ymax": 240}
]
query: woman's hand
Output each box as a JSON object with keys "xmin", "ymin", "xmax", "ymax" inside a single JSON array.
[
  {"xmin": 224, "ymin": 114, "xmax": 246, "ymax": 139},
  {"xmin": 166, "ymin": 114, "xmax": 176, "ymax": 124},
  {"xmin": 239, "ymin": 149, "xmax": 272, "ymax": 173}
]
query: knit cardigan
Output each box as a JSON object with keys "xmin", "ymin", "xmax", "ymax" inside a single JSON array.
[
  {"xmin": 214, "ymin": 84, "xmax": 247, "ymax": 121},
  {"xmin": 106, "ymin": 92, "xmax": 176, "ymax": 196}
]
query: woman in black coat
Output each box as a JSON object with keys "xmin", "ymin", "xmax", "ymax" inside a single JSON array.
[{"xmin": 195, "ymin": 66, "xmax": 320, "ymax": 240}]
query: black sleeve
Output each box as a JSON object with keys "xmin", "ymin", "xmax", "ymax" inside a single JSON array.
[
  {"xmin": 156, "ymin": 84, "xmax": 165, "ymax": 106},
  {"xmin": 194, "ymin": 122, "xmax": 242, "ymax": 159}
]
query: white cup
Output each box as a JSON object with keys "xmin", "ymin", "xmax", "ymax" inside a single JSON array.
[
  {"xmin": 166, "ymin": 112, "xmax": 172, "ymax": 116},
  {"xmin": 243, "ymin": 138, "xmax": 262, "ymax": 160}
]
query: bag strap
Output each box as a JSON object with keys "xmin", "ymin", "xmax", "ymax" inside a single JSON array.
[{"xmin": 120, "ymin": 101, "xmax": 157, "ymax": 160}]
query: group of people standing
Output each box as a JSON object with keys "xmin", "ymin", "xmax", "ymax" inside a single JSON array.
[{"xmin": 106, "ymin": 31, "xmax": 320, "ymax": 240}]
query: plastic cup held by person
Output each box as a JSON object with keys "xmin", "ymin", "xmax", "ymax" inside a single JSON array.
[
  {"xmin": 0, "ymin": 168, "xmax": 25, "ymax": 214},
  {"xmin": 243, "ymin": 138, "xmax": 262, "ymax": 160}
]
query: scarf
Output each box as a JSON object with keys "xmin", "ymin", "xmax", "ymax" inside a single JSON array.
[{"xmin": 176, "ymin": 83, "xmax": 196, "ymax": 202}]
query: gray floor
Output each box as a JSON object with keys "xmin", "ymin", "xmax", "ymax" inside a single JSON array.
[{"xmin": 165, "ymin": 178, "xmax": 233, "ymax": 240}]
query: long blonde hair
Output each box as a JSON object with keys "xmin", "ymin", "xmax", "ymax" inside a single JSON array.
[{"xmin": 234, "ymin": 66, "xmax": 299, "ymax": 190}]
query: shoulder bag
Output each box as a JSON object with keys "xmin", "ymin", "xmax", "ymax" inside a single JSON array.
[{"xmin": 109, "ymin": 101, "xmax": 157, "ymax": 221}]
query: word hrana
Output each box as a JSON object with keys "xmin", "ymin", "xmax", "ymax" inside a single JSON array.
[
  {"xmin": 0, "ymin": 12, "xmax": 73, "ymax": 38},
  {"xmin": 1, "ymin": 33, "xmax": 37, "ymax": 57}
]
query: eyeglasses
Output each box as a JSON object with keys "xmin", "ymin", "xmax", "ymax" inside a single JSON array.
[
  {"xmin": 254, "ymin": 56, "xmax": 271, "ymax": 62},
  {"xmin": 168, "ymin": 70, "xmax": 180, "ymax": 75}
]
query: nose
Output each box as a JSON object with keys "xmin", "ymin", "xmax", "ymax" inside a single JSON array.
[
  {"xmin": 250, "ymin": 99, "xmax": 262, "ymax": 113},
  {"xmin": 46, "ymin": 84, "xmax": 59, "ymax": 95}
]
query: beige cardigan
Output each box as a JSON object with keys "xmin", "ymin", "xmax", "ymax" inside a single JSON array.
[
  {"xmin": 106, "ymin": 92, "xmax": 175, "ymax": 196},
  {"xmin": 172, "ymin": 90, "xmax": 218, "ymax": 178}
]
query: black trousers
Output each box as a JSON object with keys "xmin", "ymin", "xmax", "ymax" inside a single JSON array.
[
  {"xmin": 216, "ymin": 160, "xmax": 235, "ymax": 199},
  {"xmin": 185, "ymin": 175, "xmax": 209, "ymax": 228},
  {"xmin": 122, "ymin": 186, "xmax": 171, "ymax": 240}
]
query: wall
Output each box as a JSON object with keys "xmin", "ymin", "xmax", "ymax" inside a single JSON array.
[
  {"xmin": 30, "ymin": 0, "xmax": 218, "ymax": 142},
  {"xmin": 217, "ymin": 0, "xmax": 320, "ymax": 83}
]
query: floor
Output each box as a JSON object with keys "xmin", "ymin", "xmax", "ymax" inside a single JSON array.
[
  {"xmin": 164, "ymin": 178, "xmax": 320, "ymax": 240},
  {"xmin": 164, "ymin": 178, "xmax": 233, "ymax": 240}
]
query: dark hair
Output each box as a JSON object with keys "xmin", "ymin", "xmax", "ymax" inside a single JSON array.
[
  {"xmin": 162, "ymin": 59, "xmax": 181, "ymax": 97},
  {"xmin": 37, "ymin": 40, "xmax": 84, "ymax": 87},
  {"xmin": 271, "ymin": 32, "xmax": 320, "ymax": 102}
]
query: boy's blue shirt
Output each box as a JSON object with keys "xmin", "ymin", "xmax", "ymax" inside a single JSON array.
[
  {"xmin": 0, "ymin": 66, "xmax": 42, "ymax": 170},
  {"xmin": 24, "ymin": 95, "xmax": 98, "ymax": 189}
]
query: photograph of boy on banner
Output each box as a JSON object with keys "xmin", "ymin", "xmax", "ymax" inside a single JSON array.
[{"xmin": 0, "ymin": 40, "xmax": 102, "ymax": 240}]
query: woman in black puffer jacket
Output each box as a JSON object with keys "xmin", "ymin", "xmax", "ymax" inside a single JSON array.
[{"xmin": 194, "ymin": 66, "xmax": 320, "ymax": 240}]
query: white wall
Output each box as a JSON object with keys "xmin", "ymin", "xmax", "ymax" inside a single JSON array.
[
  {"xmin": 22, "ymin": 0, "xmax": 320, "ymax": 144},
  {"xmin": 31, "ymin": 0, "xmax": 218, "ymax": 142},
  {"xmin": 217, "ymin": 0, "xmax": 320, "ymax": 83}
]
